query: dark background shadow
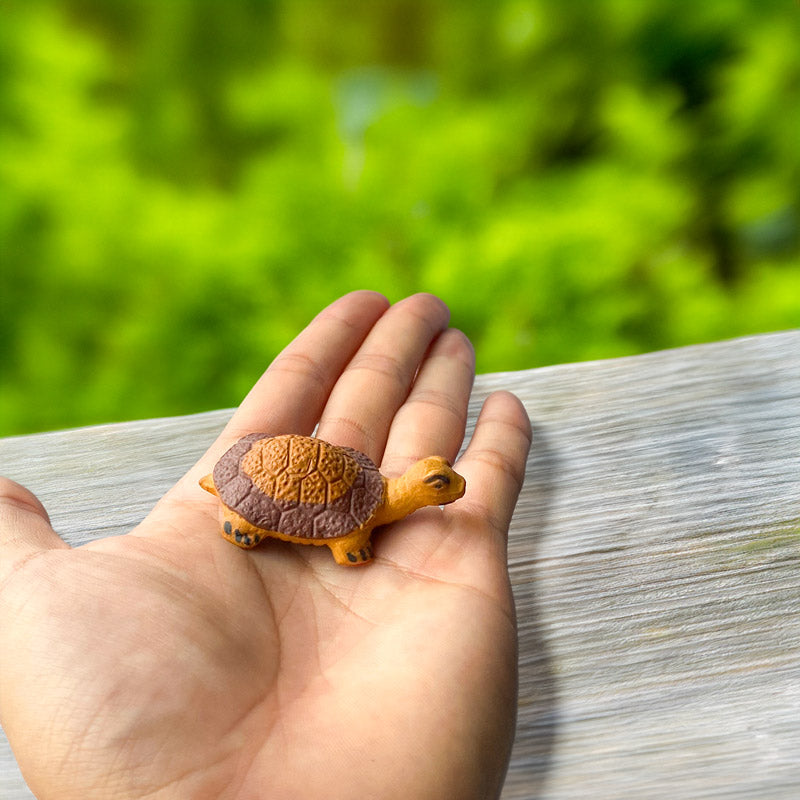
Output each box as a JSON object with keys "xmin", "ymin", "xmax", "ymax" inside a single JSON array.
[{"xmin": 503, "ymin": 422, "xmax": 560, "ymax": 799}]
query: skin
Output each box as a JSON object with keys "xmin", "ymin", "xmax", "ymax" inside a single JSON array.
[{"xmin": 0, "ymin": 292, "xmax": 532, "ymax": 800}]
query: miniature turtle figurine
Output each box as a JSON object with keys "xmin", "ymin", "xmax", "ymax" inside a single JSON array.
[{"xmin": 199, "ymin": 433, "xmax": 466, "ymax": 565}]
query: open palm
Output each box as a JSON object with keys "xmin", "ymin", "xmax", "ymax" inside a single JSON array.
[{"xmin": 0, "ymin": 292, "xmax": 531, "ymax": 800}]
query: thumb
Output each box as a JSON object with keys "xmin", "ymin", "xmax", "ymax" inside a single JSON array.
[{"xmin": 0, "ymin": 477, "xmax": 69, "ymax": 583}]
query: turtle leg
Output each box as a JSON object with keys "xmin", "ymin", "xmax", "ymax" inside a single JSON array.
[
  {"xmin": 219, "ymin": 508, "xmax": 264, "ymax": 549},
  {"xmin": 328, "ymin": 529, "xmax": 375, "ymax": 566}
]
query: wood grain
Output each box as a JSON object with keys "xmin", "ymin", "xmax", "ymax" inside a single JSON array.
[{"xmin": 2, "ymin": 330, "xmax": 799, "ymax": 799}]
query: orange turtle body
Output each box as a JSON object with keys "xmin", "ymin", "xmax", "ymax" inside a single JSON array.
[{"xmin": 200, "ymin": 433, "xmax": 466, "ymax": 565}]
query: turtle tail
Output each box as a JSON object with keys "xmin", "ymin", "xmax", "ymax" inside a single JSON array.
[{"xmin": 199, "ymin": 474, "xmax": 218, "ymax": 497}]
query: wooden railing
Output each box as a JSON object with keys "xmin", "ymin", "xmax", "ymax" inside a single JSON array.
[{"xmin": 2, "ymin": 330, "xmax": 799, "ymax": 799}]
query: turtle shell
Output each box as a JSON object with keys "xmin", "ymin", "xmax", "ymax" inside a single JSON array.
[{"xmin": 212, "ymin": 434, "xmax": 385, "ymax": 540}]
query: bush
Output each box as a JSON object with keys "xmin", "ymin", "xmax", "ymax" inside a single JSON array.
[{"xmin": 1, "ymin": 0, "xmax": 798, "ymax": 434}]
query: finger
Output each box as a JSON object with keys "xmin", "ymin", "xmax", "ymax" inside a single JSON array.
[
  {"xmin": 381, "ymin": 328, "xmax": 475, "ymax": 476},
  {"xmin": 226, "ymin": 290, "xmax": 390, "ymax": 438},
  {"xmin": 454, "ymin": 391, "xmax": 532, "ymax": 541},
  {"xmin": 0, "ymin": 477, "xmax": 69, "ymax": 585},
  {"xmin": 316, "ymin": 293, "xmax": 450, "ymax": 462},
  {"xmin": 189, "ymin": 291, "xmax": 390, "ymax": 477}
]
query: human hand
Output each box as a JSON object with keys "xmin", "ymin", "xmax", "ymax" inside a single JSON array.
[{"xmin": 0, "ymin": 292, "xmax": 532, "ymax": 800}]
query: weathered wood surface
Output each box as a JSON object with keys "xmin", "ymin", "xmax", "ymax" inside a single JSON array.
[{"xmin": 2, "ymin": 330, "xmax": 799, "ymax": 799}]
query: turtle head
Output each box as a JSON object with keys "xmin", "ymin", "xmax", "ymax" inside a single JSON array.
[
  {"xmin": 376, "ymin": 456, "xmax": 466, "ymax": 526},
  {"xmin": 404, "ymin": 456, "xmax": 466, "ymax": 507}
]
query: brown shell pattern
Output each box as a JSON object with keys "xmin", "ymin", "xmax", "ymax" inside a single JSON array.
[{"xmin": 212, "ymin": 434, "xmax": 385, "ymax": 540}]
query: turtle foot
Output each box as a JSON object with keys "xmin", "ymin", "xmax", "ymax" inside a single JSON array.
[
  {"xmin": 329, "ymin": 539, "xmax": 374, "ymax": 566},
  {"xmin": 222, "ymin": 520, "xmax": 262, "ymax": 549},
  {"xmin": 346, "ymin": 544, "xmax": 374, "ymax": 565}
]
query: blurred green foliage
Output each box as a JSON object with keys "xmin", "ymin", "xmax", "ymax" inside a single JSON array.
[{"xmin": 1, "ymin": 0, "xmax": 799, "ymax": 435}]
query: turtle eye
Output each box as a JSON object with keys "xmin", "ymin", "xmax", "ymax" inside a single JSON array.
[{"xmin": 424, "ymin": 473, "xmax": 451, "ymax": 490}]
